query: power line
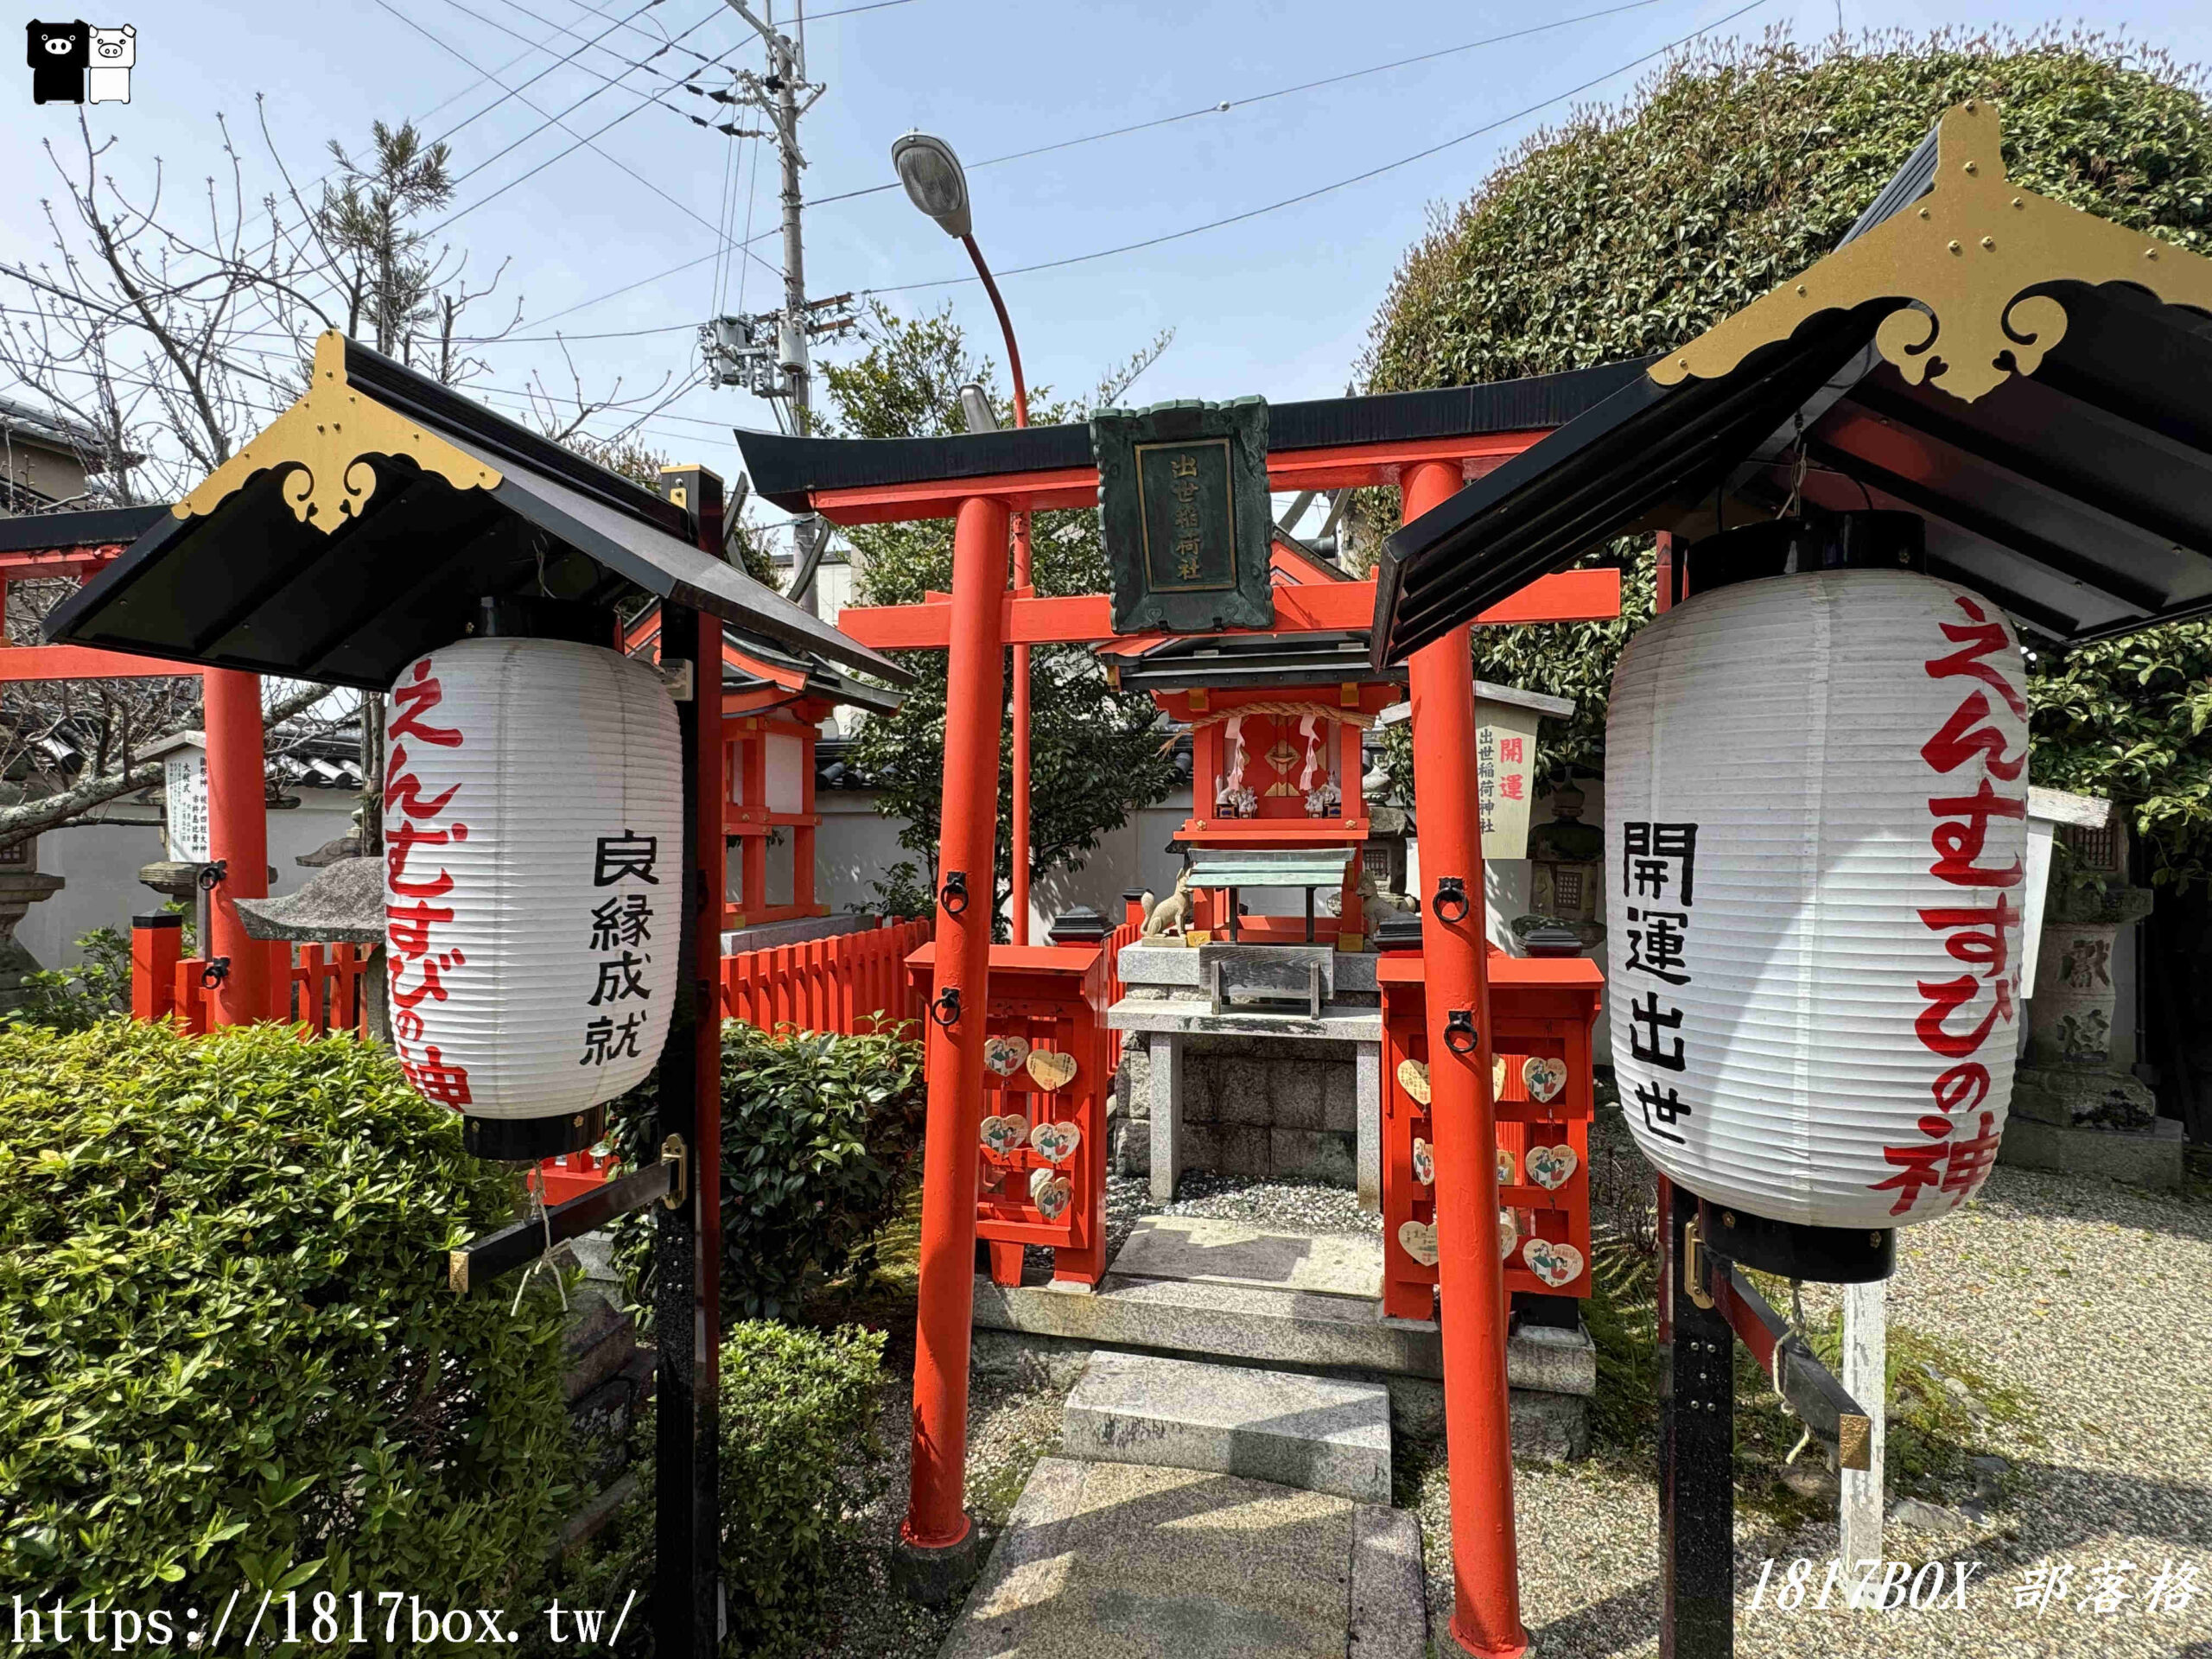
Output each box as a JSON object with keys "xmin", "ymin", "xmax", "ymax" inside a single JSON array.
[
  {"xmin": 423, "ymin": 0, "xmax": 732, "ymax": 157},
  {"xmin": 429, "ymin": 0, "xmax": 668, "ymax": 148},
  {"xmin": 435, "ymin": 1, "xmax": 726, "ymax": 188},
  {"xmin": 868, "ymin": 0, "xmax": 1772, "ymax": 296},
  {"xmin": 804, "ymin": 0, "xmax": 1680, "ymax": 213},
  {"xmin": 475, "ymin": 0, "xmax": 1705, "ymax": 340},
  {"xmin": 378, "ymin": 0, "xmax": 782, "ymax": 289},
  {"xmin": 734, "ymin": 102, "xmax": 766, "ymax": 314}
]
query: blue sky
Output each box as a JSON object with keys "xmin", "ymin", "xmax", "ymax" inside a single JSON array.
[{"xmin": 6, "ymin": 0, "xmax": 2211, "ymax": 524}]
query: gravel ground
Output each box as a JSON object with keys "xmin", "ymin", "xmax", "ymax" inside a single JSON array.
[
  {"xmin": 1408, "ymin": 1147, "xmax": 2212, "ymax": 1658},
  {"xmin": 810, "ymin": 1151, "xmax": 2211, "ymax": 1659},
  {"xmin": 806, "ymin": 1351, "xmax": 1072, "ymax": 1659}
]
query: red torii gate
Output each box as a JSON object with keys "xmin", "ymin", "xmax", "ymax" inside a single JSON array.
[
  {"xmin": 0, "ymin": 510, "xmax": 277, "ymax": 1027},
  {"xmin": 749, "ymin": 395, "xmax": 1623, "ymax": 1656}
]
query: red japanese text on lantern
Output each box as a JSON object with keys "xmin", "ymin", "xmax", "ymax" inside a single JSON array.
[
  {"xmin": 1877, "ymin": 596, "xmax": 2024, "ymax": 1217},
  {"xmin": 385, "ymin": 657, "xmax": 473, "ymax": 1109}
]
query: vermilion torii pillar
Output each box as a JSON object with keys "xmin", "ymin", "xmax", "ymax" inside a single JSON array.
[
  {"xmin": 1402, "ymin": 458, "xmax": 1526, "ymax": 1657},
  {"xmin": 896, "ymin": 493, "xmax": 1012, "ymax": 1593},
  {"xmin": 202, "ymin": 665, "xmax": 273, "ymax": 1024}
]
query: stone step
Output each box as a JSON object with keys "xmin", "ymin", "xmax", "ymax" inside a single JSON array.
[
  {"xmin": 937, "ymin": 1457, "xmax": 1428, "ymax": 1659},
  {"xmin": 1110, "ymin": 1214, "xmax": 1383, "ymax": 1296},
  {"xmin": 1062, "ymin": 1351, "xmax": 1393, "ymax": 1503},
  {"xmin": 975, "ymin": 1268, "xmax": 1441, "ymax": 1377},
  {"xmin": 972, "ymin": 1217, "xmax": 1599, "ymax": 1399}
]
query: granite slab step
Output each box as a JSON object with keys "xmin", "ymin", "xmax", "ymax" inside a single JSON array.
[
  {"xmin": 936, "ymin": 1457, "xmax": 1427, "ymax": 1659},
  {"xmin": 1062, "ymin": 1351, "xmax": 1392, "ymax": 1503},
  {"xmin": 1109, "ymin": 1215, "xmax": 1383, "ymax": 1298},
  {"xmin": 974, "ymin": 1268, "xmax": 1444, "ymax": 1377}
]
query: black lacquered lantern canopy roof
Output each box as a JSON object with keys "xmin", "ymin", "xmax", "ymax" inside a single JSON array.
[{"xmin": 42, "ymin": 332, "xmax": 910, "ymax": 690}]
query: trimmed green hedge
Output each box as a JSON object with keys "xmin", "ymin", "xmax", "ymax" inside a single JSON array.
[
  {"xmin": 610, "ymin": 1020, "xmax": 925, "ymax": 1319},
  {"xmin": 1361, "ymin": 29, "xmax": 2212, "ymax": 799},
  {"xmin": 0, "ymin": 1020, "xmax": 574, "ymax": 1642}
]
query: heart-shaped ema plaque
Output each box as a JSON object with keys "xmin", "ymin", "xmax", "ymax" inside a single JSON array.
[
  {"xmin": 1496, "ymin": 1147, "xmax": 1517, "ymax": 1187},
  {"xmin": 1026, "ymin": 1049, "xmax": 1078, "ymax": 1091},
  {"xmin": 1497, "ymin": 1207, "xmax": 1522, "ymax": 1261},
  {"xmin": 1397, "ymin": 1219, "xmax": 1439, "ymax": 1268},
  {"xmin": 1492, "ymin": 1055, "xmax": 1507, "ymax": 1099},
  {"xmin": 1412, "ymin": 1138, "xmax": 1435, "ymax": 1186},
  {"xmin": 1524, "ymin": 1143, "xmax": 1579, "ymax": 1191},
  {"xmin": 1029, "ymin": 1121, "xmax": 1081, "ymax": 1164},
  {"xmin": 983, "ymin": 1034, "xmax": 1031, "ymax": 1077},
  {"xmin": 1522, "ymin": 1056, "xmax": 1568, "ymax": 1104},
  {"xmin": 1030, "ymin": 1171, "xmax": 1072, "ymax": 1221},
  {"xmin": 979, "ymin": 1113, "xmax": 1027, "ymax": 1156},
  {"xmin": 1522, "ymin": 1236, "xmax": 1585, "ymax": 1289},
  {"xmin": 1396, "ymin": 1058, "xmax": 1432, "ymax": 1106}
]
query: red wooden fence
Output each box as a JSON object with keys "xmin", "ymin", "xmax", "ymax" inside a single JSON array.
[
  {"xmin": 1100, "ymin": 900, "xmax": 1146, "ymax": 1071},
  {"xmin": 718, "ymin": 916, "xmax": 934, "ymax": 1037},
  {"xmin": 131, "ymin": 919, "xmax": 371, "ymax": 1036}
]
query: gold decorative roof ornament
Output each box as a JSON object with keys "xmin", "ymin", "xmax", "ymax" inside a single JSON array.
[
  {"xmin": 1650, "ymin": 100, "xmax": 2212, "ymax": 404},
  {"xmin": 173, "ymin": 330, "xmax": 500, "ymax": 527}
]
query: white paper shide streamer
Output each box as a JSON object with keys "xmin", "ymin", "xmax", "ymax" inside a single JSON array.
[
  {"xmin": 383, "ymin": 638, "xmax": 683, "ymax": 1139},
  {"xmin": 1605, "ymin": 570, "xmax": 2029, "ymax": 1230}
]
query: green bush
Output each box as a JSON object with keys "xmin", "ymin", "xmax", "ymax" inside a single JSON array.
[
  {"xmin": 0, "ymin": 1019, "xmax": 575, "ymax": 1648},
  {"xmin": 8, "ymin": 927, "xmax": 133, "ymax": 1033},
  {"xmin": 609, "ymin": 1020, "xmax": 925, "ymax": 1320},
  {"xmin": 551, "ymin": 1320, "xmax": 887, "ymax": 1656}
]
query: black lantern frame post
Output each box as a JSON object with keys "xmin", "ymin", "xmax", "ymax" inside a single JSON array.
[{"xmin": 653, "ymin": 469, "xmax": 728, "ymax": 1655}]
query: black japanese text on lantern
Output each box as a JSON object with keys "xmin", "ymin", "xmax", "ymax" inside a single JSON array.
[
  {"xmin": 1623, "ymin": 820, "xmax": 1698, "ymax": 1147},
  {"xmin": 1134, "ymin": 438, "xmax": 1238, "ymax": 594},
  {"xmin": 579, "ymin": 832, "xmax": 658, "ymax": 1069}
]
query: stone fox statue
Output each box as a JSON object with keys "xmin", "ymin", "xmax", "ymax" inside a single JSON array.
[{"xmin": 1141, "ymin": 867, "xmax": 1194, "ymax": 938}]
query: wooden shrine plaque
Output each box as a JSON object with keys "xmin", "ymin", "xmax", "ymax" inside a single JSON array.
[{"xmin": 1092, "ymin": 397, "xmax": 1274, "ymax": 635}]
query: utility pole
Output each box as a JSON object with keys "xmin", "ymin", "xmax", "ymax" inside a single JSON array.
[
  {"xmin": 770, "ymin": 10, "xmax": 810, "ymax": 436},
  {"xmin": 705, "ymin": 3, "xmax": 853, "ymax": 603}
]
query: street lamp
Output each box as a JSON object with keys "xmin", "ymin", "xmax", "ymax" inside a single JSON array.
[
  {"xmin": 891, "ymin": 132, "xmax": 973, "ymax": 239},
  {"xmin": 894, "ymin": 130, "xmax": 1038, "ymax": 942}
]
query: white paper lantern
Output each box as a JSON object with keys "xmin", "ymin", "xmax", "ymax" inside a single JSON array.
[
  {"xmin": 383, "ymin": 636, "xmax": 683, "ymax": 1152},
  {"xmin": 1605, "ymin": 569, "xmax": 2029, "ymax": 1230}
]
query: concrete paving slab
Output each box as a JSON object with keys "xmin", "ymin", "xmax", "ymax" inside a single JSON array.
[
  {"xmin": 1348, "ymin": 1505, "xmax": 1427, "ymax": 1659},
  {"xmin": 1109, "ymin": 1216, "xmax": 1383, "ymax": 1298},
  {"xmin": 1063, "ymin": 1352, "xmax": 1392, "ymax": 1503},
  {"xmin": 938, "ymin": 1458, "xmax": 1365, "ymax": 1659}
]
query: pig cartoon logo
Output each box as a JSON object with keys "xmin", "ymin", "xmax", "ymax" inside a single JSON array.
[
  {"xmin": 26, "ymin": 20, "xmax": 88, "ymax": 105},
  {"xmin": 86, "ymin": 22, "xmax": 131, "ymax": 104}
]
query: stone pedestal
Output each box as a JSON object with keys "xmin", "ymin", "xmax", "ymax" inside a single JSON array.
[
  {"xmin": 2005, "ymin": 881, "xmax": 2174, "ymax": 1185},
  {"xmin": 0, "ymin": 869, "xmax": 67, "ymax": 1011},
  {"xmin": 1110, "ymin": 938, "xmax": 1382, "ymax": 1208},
  {"xmin": 2028, "ymin": 883, "xmax": 2154, "ymax": 1074}
]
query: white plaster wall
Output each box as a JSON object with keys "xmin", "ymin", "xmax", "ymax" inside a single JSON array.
[
  {"xmin": 16, "ymin": 790, "xmax": 359, "ymax": 968},
  {"xmin": 1029, "ymin": 791, "xmax": 1195, "ymax": 934},
  {"xmin": 813, "ymin": 791, "xmax": 919, "ymax": 914}
]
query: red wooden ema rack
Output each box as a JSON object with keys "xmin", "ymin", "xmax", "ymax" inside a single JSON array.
[
  {"xmin": 1376, "ymin": 949, "xmax": 1602, "ymax": 1319},
  {"xmin": 905, "ymin": 941, "xmax": 1113, "ymax": 1288}
]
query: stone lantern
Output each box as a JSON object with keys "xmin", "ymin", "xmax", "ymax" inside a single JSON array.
[
  {"xmin": 2003, "ymin": 787, "xmax": 2181, "ymax": 1187},
  {"xmin": 0, "ymin": 824, "xmax": 65, "ymax": 1014},
  {"xmin": 1517, "ymin": 782, "xmax": 1605, "ymax": 950}
]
